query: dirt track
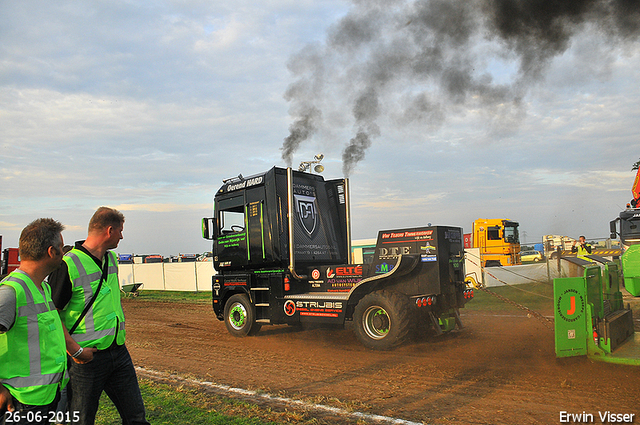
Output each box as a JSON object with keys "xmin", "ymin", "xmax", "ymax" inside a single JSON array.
[{"xmin": 123, "ymin": 299, "xmax": 640, "ymax": 424}]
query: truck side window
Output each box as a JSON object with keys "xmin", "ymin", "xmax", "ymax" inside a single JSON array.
[
  {"xmin": 218, "ymin": 196, "xmax": 246, "ymax": 234},
  {"xmin": 487, "ymin": 226, "xmax": 500, "ymax": 240}
]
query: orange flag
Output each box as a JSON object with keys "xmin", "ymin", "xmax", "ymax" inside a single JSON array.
[{"xmin": 633, "ymin": 167, "xmax": 640, "ymax": 200}]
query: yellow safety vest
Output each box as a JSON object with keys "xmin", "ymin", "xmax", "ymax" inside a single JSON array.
[
  {"xmin": 0, "ymin": 271, "xmax": 68, "ymax": 405},
  {"xmin": 60, "ymin": 250, "xmax": 125, "ymax": 349},
  {"xmin": 576, "ymin": 244, "xmax": 594, "ymax": 262}
]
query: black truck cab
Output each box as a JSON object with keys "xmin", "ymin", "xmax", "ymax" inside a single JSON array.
[{"xmin": 203, "ymin": 166, "xmax": 472, "ymax": 349}]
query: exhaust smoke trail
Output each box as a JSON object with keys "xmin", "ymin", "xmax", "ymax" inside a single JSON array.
[{"xmin": 282, "ymin": 0, "xmax": 640, "ymax": 175}]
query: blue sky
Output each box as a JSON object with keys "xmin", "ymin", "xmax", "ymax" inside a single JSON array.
[{"xmin": 1, "ymin": 0, "xmax": 639, "ymax": 256}]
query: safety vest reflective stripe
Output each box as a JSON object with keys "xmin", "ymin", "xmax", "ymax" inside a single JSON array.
[
  {"xmin": 17, "ymin": 301, "xmax": 57, "ymax": 316},
  {"xmin": 0, "ymin": 273, "xmax": 66, "ymax": 390},
  {"xmin": 3, "ymin": 371, "xmax": 65, "ymax": 388},
  {"xmin": 71, "ymin": 321, "xmax": 125, "ymax": 342}
]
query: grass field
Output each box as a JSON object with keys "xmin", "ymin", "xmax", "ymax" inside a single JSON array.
[
  {"xmin": 129, "ymin": 283, "xmax": 555, "ymax": 314},
  {"xmin": 465, "ymin": 281, "xmax": 554, "ymax": 313},
  {"xmin": 95, "ymin": 379, "xmax": 333, "ymax": 425},
  {"xmin": 123, "ymin": 290, "xmax": 212, "ymax": 303}
]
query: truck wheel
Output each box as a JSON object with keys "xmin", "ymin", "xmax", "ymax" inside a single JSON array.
[
  {"xmin": 224, "ymin": 293, "xmax": 261, "ymax": 337},
  {"xmin": 353, "ymin": 290, "xmax": 412, "ymax": 350}
]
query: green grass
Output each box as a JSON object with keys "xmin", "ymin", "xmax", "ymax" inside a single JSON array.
[
  {"xmin": 95, "ymin": 379, "xmax": 328, "ymax": 425},
  {"xmin": 128, "ymin": 284, "xmax": 555, "ymax": 314},
  {"xmin": 122, "ymin": 290, "xmax": 212, "ymax": 303},
  {"xmin": 465, "ymin": 281, "xmax": 555, "ymax": 313}
]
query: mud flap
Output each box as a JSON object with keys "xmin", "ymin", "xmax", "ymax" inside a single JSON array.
[
  {"xmin": 454, "ymin": 308, "xmax": 464, "ymax": 330},
  {"xmin": 429, "ymin": 312, "xmax": 443, "ymax": 336}
]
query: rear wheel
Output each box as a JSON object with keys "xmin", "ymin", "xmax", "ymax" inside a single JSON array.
[
  {"xmin": 353, "ymin": 290, "xmax": 412, "ymax": 350},
  {"xmin": 224, "ymin": 293, "xmax": 261, "ymax": 337}
]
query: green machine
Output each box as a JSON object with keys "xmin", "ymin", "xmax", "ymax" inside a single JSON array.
[
  {"xmin": 554, "ymin": 256, "xmax": 640, "ymax": 365},
  {"xmin": 610, "ymin": 208, "xmax": 640, "ymax": 296}
]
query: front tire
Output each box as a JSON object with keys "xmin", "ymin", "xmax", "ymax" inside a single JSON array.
[
  {"xmin": 224, "ymin": 293, "xmax": 261, "ymax": 337},
  {"xmin": 353, "ymin": 290, "xmax": 412, "ymax": 350}
]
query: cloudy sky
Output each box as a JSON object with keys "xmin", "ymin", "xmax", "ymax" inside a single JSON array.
[{"xmin": 1, "ymin": 0, "xmax": 639, "ymax": 257}]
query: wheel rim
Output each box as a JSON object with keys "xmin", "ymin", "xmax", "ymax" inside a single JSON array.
[
  {"xmin": 362, "ymin": 305, "xmax": 390, "ymax": 340},
  {"xmin": 228, "ymin": 302, "xmax": 247, "ymax": 330}
]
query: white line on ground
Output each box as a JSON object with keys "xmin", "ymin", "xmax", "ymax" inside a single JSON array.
[{"xmin": 135, "ymin": 367, "xmax": 423, "ymax": 425}]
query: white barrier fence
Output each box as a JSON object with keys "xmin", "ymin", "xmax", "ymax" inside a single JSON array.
[{"xmin": 118, "ymin": 262, "xmax": 216, "ymax": 292}]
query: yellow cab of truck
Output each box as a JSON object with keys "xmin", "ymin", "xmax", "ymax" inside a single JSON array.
[{"xmin": 472, "ymin": 219, "xmax": 521, "ymax": 267}]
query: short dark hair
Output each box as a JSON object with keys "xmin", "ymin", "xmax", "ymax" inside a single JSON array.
[
  {"xmin": 19, "ymin": 218, "xmax": 65, "ymax": 261},
  {"xmin": 88, "ymin": 207, "xmax": 125, "ymax": 233}
]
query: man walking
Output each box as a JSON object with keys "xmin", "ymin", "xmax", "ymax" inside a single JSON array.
[
  {"xmin": 48, "ymin": 207, "xmax": 148, "ymax": 425},
  {"xmin": 0, "ymin": 218, "xmax": 68, "ymax": 424}
]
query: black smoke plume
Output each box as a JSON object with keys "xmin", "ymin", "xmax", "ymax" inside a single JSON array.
[{"xmin": 282, "ymin": 0, "xmax": 640, "ymax": 175}]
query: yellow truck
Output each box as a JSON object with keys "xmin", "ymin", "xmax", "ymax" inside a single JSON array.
[{"xmin": 465, "ymin": 219, "xmax": 521, "ymax": 267}]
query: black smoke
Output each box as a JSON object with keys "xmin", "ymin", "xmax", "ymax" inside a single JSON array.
[{"xmin": 281, "ymin": 0, "xmax": 640, "ymax": 175}]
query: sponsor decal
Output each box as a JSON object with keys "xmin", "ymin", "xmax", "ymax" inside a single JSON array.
[
  {"xmin": 218, "ymin": 232, "xmax": 246, "ymax": 249},
  {"xmin": 225, "ymin": 176, "xmax": 264, "ymax": 192},
  {"xmin": 336, "ymin": 265, "xmax": 363, "ymax": 276},
  {"xmin": 284, "ymin": 300, "xmax": 296, "ymax": 316},
  {"xmin": 219, "ymin": 261, "xmax": 231, "ymax": 267},
  {"xmin": 293, "ymin": 300, "xmax": 344, "ymax": 317},
  {"xmin": 295, "ymin": 300, "xmax": 343, "ymax": 309},
  {"xmin": 421, "ymin": 255, "xmax": 437, "ymax": 262},
  {"xmin": 375, "ymin": 262, "xmax": 395, "ymax": 274},
  {"xmin": 326, "ymin": 268, "xmax": 336, "ymax": 278},
  {"xmin": 381, "ymin": 230, "xmax": 433, "ymax": 240},
  {"xmin": 300, "ymin": 311, "xmax": 339, "ymax": 318},
  {"xmin": 378, "ymin": 246, "xmax": 411, "ymax": 260},
  {"xmin": 556, "ymin": 289, "xmax": 585, "ymax": 323},
  {"xmin": 311, "ymin": 269, "xmax": 321, "ymax": 280},
  {"xmin": 421, "ymin": 244, "xmax": 437, "ymax": 253},
  {"xmin": 294, "ymin": 193, "xmax": 318, "ymax": 237},
  {"xmin": 445, "ymin": 229, "xmax": 461, "ymax": 242}
]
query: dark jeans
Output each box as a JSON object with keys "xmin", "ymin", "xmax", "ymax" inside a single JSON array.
[
  {"xmin": 1, "ymin": 392, "xmax": 60, "ymax": 425},
  {"xmin": 68, "ymin": 343, "xmax": 148, "ymax": 425}
]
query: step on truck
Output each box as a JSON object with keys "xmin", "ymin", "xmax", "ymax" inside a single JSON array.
[{"xmin": 202, "ymin": 166, "xmax": 473, "ymax": 349}]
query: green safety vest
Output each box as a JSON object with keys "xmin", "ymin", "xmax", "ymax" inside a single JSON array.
[
  {"xmin": 0, "ymin": 270, "xmax": 68, "ymax": 405},
  {"xmin": 60, "ymin": 249, "xmax": 125, "ymax": 350}
]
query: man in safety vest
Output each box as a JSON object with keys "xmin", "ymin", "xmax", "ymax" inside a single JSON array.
[
  {"xmin": 0, "ymin": 218, "xmax": 68, "ymax": 425},
  {"xmin": 571, "ymin": 235, "xmax": 593, "ymax": 262},
  {"xmin": 48, "ymin": 207, "xmax": 148, "ymax": 425}
]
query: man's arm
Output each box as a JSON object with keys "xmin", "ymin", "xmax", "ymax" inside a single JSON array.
[
  {"xmin": 0, "ymin": 286, "xmax": 16, "ymax": 413},
  {"xmin": 0, "ymin": 384, "xmax": 14, "ymax": 413},
  {"xmin": 60, "ymin": 318, "xmax": 97, "ymax": 364},
  {"xmin": 0, "ymin": 285, "xmax": 16, "ymax": 333}
]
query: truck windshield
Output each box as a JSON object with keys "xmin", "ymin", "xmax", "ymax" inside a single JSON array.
[
  {"xmin": 621, "ymin": 217, "xmax": 640, "ymax": 246},
  {"xmin": 504, "ymin": 225, "xmax": 519, "ymax": 244}
]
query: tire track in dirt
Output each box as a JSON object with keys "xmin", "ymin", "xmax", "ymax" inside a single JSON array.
[{"xmin": 123, "ymin": 300, "xmax": 640, "ymax": 424}]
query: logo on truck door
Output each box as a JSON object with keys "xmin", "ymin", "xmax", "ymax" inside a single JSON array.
[{"xmin": 294, "ymin": 194, "xmax": 318, "ymax": 237}]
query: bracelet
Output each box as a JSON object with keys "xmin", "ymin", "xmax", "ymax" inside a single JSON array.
[{"xmin": 71, "ymin": 347, "xmax": 84, "ymax": 358}]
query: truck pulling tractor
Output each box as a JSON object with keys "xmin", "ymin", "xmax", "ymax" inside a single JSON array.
[{"xmin": 202, "ymin": 166, "xmax": 472, "ymax": 350}]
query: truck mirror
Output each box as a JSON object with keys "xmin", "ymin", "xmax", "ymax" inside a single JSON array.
[
  {"xmin": 609, "ymin": 220, "xmax": 617, "ymax": 240},
  {"xmin": 202, "ymin": 218, "xmax": 216, "ymax": 240}
]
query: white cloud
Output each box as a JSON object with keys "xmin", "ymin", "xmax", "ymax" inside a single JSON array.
[{"xmin": 113, "ymin": 203, "xmax": 210, "ymax": 213}]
